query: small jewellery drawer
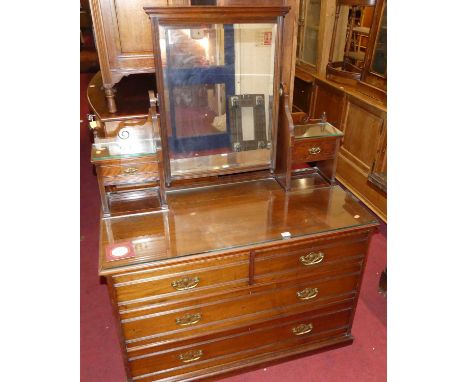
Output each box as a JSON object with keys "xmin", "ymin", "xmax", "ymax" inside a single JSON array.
[
  {"xmin": 113, "ymin": 253, "xmax": 249, "ymax": 306},
  {"xmin": 120, "ymin": 269, "xmax": 360, "ymax": 343},
  {"xmin": 127, "ymin": 302, "xmax": 353, "ymax": 381},
  {"xmin": 255, "ymin": 234, "xmax": 368, "ymax": 283},
  {"xmin": 100, "ymin": 161, "xmax": 159, "ymax": 177},
  {"xmin": 292, "ymin": 138, "xmax": 337, "ymax": 163},
  {"xmin": 102, "ymin": 173, "xmax": 158, "ymax": 187}
]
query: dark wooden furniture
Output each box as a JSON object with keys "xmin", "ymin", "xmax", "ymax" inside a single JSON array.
[
  {"xmin": 276, "ymin": 106, "xmax": 344, "ymax": 191},
  {"xmin": 292, "ymin": 0, "xmax": 387, "ymax": 221},
  {"xmin": 90, "ymin": 5, "xmax": 380, "ymax": 381},
  {"xmin": 87, "ymin": 71, "xmax": 158, "ymax": 130},
  {"xmin": 100, "ymin": 179, "xmax": 378, "ymax": 381},
  {"xmin": 88, "ymin": 0, "xmax": 299, "ymax": 113},
  {"xmin": 292, "ymin": 74, "xmax": 387, "ymax": 221},
  {"xmin": 91, "ymin": 97, "xmax": 167, "ymax": 216}
]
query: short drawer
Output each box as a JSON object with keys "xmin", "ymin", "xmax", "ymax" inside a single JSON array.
[
  {"xmin": 113, "ymin": 252, "xmax": 250, "ymax": 307},
  {"xmin": 120, "ymin": 269, "xmax": 360, "ymax": 344},
  {"xmin": 102, "ymin": 173, "xmax": 159, "ymax": 187},
  {"xmin": 128, "ymin": 302, "xmax": 353, "ymax": 381},
  {"xmin": 292, "ymin": 137, "xmax": 337, "ymax": 163},
  {"xmin": 100, "ymin": 161, "xmax": 158, "ymax": 177},
  {"xmin": 255, "ymin": 234, "xmax": 368, "ymax": 283}
]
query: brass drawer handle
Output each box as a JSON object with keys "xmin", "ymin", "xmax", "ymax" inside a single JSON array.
[
  {"xmin": 123, "ymin": 167, "xmax": 138, "ymax": 175},
  {"xmin": 300, "ymin": 252, "xmax": 325, "ymax": 266},
  {"xmin": 292, "ymin": 323, "xmax": 313, "ymax": 336},
  {"xmin": 297, "ymin": 287, "xmax": 319, "ymax": 300},
  {"xmin": 175, "ymin": 313, "xmax": 202, "ymax": 326},
  {"xmin": 308, "ymin": 147, "xmax": 321, "ymax": 155},
  {"xmin": 171, "ymin": 276, "xmax": 200, "ymax": 291},
  {"xmin": 178, "ymin": 349, "xmax": 203, "ymax": 363}
]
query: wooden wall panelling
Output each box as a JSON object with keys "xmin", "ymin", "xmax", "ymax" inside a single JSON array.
[
  {"xmin": 311, "ymin": 79, "xmax": 346, "ymax": 129},
  {"xmin": 293, "ymin": 76, "xmax": 312, "ymax": 113},
  {"xmin": 336, "ymin": 94, "xmax": 386, "ymax": 220}
]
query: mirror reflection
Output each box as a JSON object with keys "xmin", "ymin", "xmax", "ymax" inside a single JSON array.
[
  {"xmin": 331, "ymin": 5, "xmax": 374, "ymax": 70},
  {"xmin": 159, "ymin": 23, "xmax": 277, "ymax": 177}
]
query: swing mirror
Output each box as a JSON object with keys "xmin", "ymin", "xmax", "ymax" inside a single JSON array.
[{"xmin": 145, "ymin": 6, "xmax": 289, "ymax": 181}]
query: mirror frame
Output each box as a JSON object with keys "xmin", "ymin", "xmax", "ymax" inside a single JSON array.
[{"xmin": 144, "ymin": 6, "xmax": 290, "ymax": 185}]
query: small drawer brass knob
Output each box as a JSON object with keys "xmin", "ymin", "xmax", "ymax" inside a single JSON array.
[
  {"xmin": 123, "ymin": 167, "xmax": 138, "ymax": 175},
  {"xmin": 178, "ymin": 349, "xmax": 203, "ymax": 363},
  {"xmin": 297, "ymin": 287, "xmax": 319, "ymax": 301},
  {"xmin": 171, "ymin": 276, "xmax": 200, "ymax": 291},
  {"xmin": 300, "ymin": 252, "xmax": 325, "ymax": 266},
  {"xmin": 308, "ymin": 147, "xmax": 321, "ymax": 155},
  {"xmin": 292, "ymin": 323, "xmax": 313, "ymax": 336},
  {"xmin": 175, "ymin": 312, "xmax": 202, "ymax": 326}
]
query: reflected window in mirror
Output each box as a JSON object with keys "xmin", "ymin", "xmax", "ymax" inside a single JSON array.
[
  {"xmin": 331, "ymin": 4, "xmax": 374, "ymax": 70},
  {"xmin": 296, "ymin": 0, "xmax": 321, "ymax": 67}
]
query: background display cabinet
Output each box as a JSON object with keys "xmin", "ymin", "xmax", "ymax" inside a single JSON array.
[
  {"xmin": 93, "ymin": 5, "xmax": 380, "ymax": 382},
  {"xmin": 292, "ymin": 0, "xmax": 387, "ymax": 221}
]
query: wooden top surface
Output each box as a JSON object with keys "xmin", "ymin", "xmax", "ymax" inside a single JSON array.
[{"xmin": 99, "ymin": 178, "xmax": 378, "ymax": 275}]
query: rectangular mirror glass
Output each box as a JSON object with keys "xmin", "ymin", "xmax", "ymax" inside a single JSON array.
[{"xmin": 158, "ymin": 23, "xmax": 277, "ymax": 178}]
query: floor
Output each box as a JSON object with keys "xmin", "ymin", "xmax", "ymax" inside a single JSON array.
[{"xmin": 80, "ymin": 72, "xmax": 387, "ymax": 382}]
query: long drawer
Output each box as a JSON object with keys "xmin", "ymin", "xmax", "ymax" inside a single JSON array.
[
  {"xmin": 129, "ymin": 301, "xmax": 353, "ymax": 381},
  {"xmin": 114, "ymin": 252, "xmax": 250, "ymax": 308},
  {"xmin": 121, "ymin": 264, "xmax": 361, "ymax": 345}
]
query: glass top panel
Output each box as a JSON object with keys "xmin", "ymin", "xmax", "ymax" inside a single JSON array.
[
  {"xmin": 158, "ymin": 22, "xmax": 277, "ymax": 177},
  {"xmin": 91, "ymin": 117, "xmax": 158, "ymax": 161},
  {"xmin": 294, "ymin": 121, "xmax": 344, "ymax": 139},
  {"xmin": 99, "ymin": 179, "xmax": 378, "ymax": 274}
]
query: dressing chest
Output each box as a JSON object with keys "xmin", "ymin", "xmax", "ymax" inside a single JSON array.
[{"xmin": 92, "ymin": 5, "xmax": 379, "ymax": 381}]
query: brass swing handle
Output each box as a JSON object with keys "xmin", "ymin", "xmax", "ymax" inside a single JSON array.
[
  {"xmin": 308, "ymin": 147, "xmax": 321, "ymax": 155},
  {"xmin": 171, "ymin": 276, "xmax": 200, "ymax": 291},
  {"xmin": 292, "ymin": 323, "xmax": 313, "ymax": 336},
  {"xmin": 175, "ymin": 312, "xmax": 202, "ymax": 327},
  {"xmin": 300, "ymin": 252, "xmax": 325, "ymax": 266},
  {"xmin": 296, "ymin": 287, "xmax": 319, "ymax": 301},
  {"xmin": 178, "ymin": 349, "xmax": 203, "ymax": 363},
  {"xmin": 123, "ymin": 167, "xmax": 138, "ymax": 175}
]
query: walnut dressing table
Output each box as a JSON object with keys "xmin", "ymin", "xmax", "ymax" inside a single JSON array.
[
  {"xmin": 93, "ymin": 6, "xmax": 379, "ymax": 381},
  {"xmin": 100, "ymin": 178, "xmax": 378, "ymax": 381}
]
